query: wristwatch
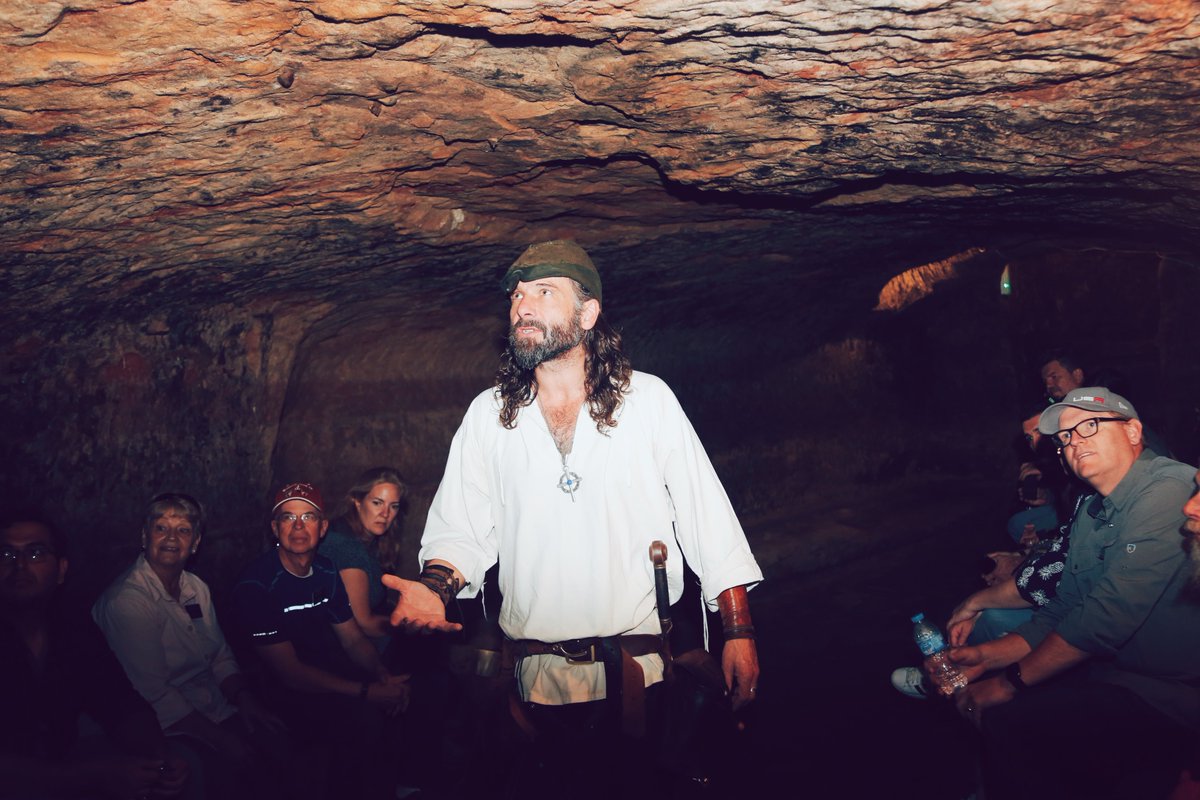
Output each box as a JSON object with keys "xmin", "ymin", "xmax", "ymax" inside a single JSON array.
[{"xmin": 1004, "ymin": 662, "xmax": 1029, "ymax": 692}]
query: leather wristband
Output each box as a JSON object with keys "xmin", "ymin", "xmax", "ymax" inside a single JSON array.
[
  {"xmin": 418, "ymin": 563, "xmax": 461, "ymax": 608},
  {"xmin": 717, "ymin": 586, "xmax": 756, "ymax": 641},
  {"xmin": 1005, "ymin": 662, "xmax": 1029, "ymax": 692}
]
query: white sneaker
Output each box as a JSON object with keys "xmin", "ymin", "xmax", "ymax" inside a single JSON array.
[{"xmin": 891, "ymin": 666, "xmax": 931, "ymax": 699}]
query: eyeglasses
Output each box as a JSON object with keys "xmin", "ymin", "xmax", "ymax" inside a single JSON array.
[
  {"xmin": 0, "ymin": 544, "xmax": 56, "ymax": 565},
  {"xmin": 275, "ymin": 512, "xmax": 321, "ymax": 525},
  {"xmin": 1050, "ymin": 417, "xmax": 1128, "ymax": 447}
]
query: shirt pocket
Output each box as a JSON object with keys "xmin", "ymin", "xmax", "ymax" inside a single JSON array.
[{"xmin": 1070, "ymin": 522, "xmax": 1119, "ymax": 576}]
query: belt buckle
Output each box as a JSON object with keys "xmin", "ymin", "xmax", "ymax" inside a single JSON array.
[{"xmin": 554, "ymin": 640, "xmax": 597, "ymax": 665}]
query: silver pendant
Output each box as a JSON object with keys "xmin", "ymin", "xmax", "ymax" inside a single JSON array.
[{"xmin": 557, "ymin": 468, "xmax": 582, "ymax": 500}]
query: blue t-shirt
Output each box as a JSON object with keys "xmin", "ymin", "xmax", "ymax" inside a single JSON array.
[
  {"xmin": 233, "ymin": 549, "xmax": 359, "ymax": 680},
  {"xmin": 319, "ymin": 519, "xmax": 386, "ymax": 612}
]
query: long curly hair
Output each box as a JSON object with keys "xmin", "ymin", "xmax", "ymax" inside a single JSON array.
[{"xmin": 497, "ymin": 282, "xmax": 632, "ymax": 432}]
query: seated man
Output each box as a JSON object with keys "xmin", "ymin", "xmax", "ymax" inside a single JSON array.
[
  {"xmin": 1038, "ymin": 349, "xmax": 1086, "ymax": 404},
  {"xmin": 233, "ymin": 483, "xmax": 410, "ymax": 800},
  {"xmin": 1007, "ymin": 403, "xmax": 1077, "ymax": 546},
  {"xmin": 951, "ymin": 388, "xmax": 1200, "ymax": 799},
  {"xmin": 891, "ymin": 487, "xmax": 1091, "ymax": 699},
  {"xmin": 0, "ymin": 510, "xmax": 189, "ymax": 798}
]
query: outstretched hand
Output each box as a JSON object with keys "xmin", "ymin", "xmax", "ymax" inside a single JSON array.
[{"xmin": 382, "ymin": 574, "xmax": 463, "ymax": 634}]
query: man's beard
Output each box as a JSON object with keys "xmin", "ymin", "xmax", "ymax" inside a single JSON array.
[{"xmin": 508, "ymin": 309, "xmax": 585, "ymax": 370}]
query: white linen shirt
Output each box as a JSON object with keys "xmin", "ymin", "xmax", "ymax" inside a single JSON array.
[
  {"xmin": 92, "ymin": 554, "xmax": 241, "ymax": 728},
  {"xmin": 420, "ymin": 371, "xmax": 763, "ymax": 704}
]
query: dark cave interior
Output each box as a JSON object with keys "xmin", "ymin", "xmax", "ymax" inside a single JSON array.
[{"xmin": 2, "ymin": 2, "xmax": 1200, "ymax": 796}]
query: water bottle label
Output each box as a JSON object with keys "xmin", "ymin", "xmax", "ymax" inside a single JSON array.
[{"xmin": 915, "ymin": 630, "xmax": 946, "ymax": 656}]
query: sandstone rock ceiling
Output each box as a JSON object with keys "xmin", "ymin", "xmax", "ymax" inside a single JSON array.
[{"xmin": 2, "ymin": 0, "xmax": 1198, "ymax": 339}]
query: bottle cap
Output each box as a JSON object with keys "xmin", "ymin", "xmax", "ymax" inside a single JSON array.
[{"xmin": 911, "ymin": 613, "xmax": 925, "ymax": 623}]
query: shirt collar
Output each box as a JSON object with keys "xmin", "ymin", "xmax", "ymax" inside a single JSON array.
[
  {"xmin": 1090, "ymin": 450, "xmax": 1155, "ymax": 521},
  {"xmin": 132, "ymin": 553, "xmax": 199, "ymax": 605}
]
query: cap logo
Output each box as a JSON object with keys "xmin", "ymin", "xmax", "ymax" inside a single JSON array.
[{"xmin": 273, "ymin": 482, "xmax": 324, "ymax": 513}]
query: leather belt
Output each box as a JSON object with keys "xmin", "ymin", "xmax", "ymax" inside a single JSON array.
[{"xmin": 508, "ymin": 634, "xmax": 661, "ymax": 664}]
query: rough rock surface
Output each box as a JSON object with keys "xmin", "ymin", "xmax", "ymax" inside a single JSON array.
[{"xmin": 2, "ymin": 0, "xmax": 1197, "ymax": 336}]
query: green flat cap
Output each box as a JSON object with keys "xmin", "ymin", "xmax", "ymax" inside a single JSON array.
[{"xmin": 501, "ymin": 239, "xmax": 602, "ymax": 302}]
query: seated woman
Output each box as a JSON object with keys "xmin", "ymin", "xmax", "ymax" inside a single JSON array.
[
  {"xmin": 92, "ymin": 493, "xmax": 285, "ymax": 798},
  {"xmin": 320, "ymin": 467, "xmax": 407, "ymax": 644}
]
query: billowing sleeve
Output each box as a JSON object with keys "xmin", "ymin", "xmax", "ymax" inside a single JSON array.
[
  {"xmin": 652, "ymin": 378, "xmax": 763, "ymax": 611},
  {"xmin": 92, "ymin": 587, "xmax": 195, "ymax": 729},
  {"xmin": 419, "ymin": 391, "xmax": 501, "ymax": 596}
]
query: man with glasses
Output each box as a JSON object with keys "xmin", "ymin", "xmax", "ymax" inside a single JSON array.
[
  {"xmin": 233, "ymin": 483, "xmax": 410, "ymax": 799},
  {"xmin": 1, "ymin": 511, "xmax": 190, "ymax": 797},
  {"xmin": 946, "ymin": 388, "xmax": 1200, "ymax": 799}
]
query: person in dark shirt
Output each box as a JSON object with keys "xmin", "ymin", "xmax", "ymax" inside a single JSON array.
[
  {"xmin": 0, "ymin": 510, "xmax": 189, "ymax": 798},
  {"xmin": 233, "ymin": 483, "xmax": 410, "ymax": 800}
]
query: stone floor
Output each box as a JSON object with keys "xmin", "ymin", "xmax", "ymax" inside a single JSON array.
[{"xmin": 732, "ymin": 473, "xmax": 1012, "ymax": 799}]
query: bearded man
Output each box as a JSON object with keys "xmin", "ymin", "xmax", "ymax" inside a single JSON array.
[
  {"xmin": 1184, "ymin": 470, "xmax": 1200, "ymax": 590},
  {"xmin": 385, "ymin": 240, "xmax": 762, "ymax": 795}
]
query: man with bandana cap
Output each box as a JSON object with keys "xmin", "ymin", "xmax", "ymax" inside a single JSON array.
[
  {"xmin": 946, "ymin": 388, "xmax": 1200, "ymax": 799},
  {"xmin": 234, "ymin": 482, "xmax": 411, "ymax": 800},
  {"xmin": 384, "ymin": 240, "xmax": 763, "ymax": 794}
]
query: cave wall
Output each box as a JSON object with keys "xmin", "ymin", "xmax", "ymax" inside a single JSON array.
[
  {"xmin": 2, "ymin": 242, "xmax": 1193, "ymax": 604},
  {"xmin": 3, "ymin": 0, "xmax": 1198, "ymax": 343},
  {"xmin": 0, "ymin": 301, "xmax": 310, "ymax": 600}
]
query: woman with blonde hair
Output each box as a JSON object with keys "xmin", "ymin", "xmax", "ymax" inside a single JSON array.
[{"xmin": 320, "ymin": 467, "xmax": 406, "ymax": 641}]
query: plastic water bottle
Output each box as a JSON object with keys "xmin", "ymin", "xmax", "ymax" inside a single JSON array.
[{"xmin": 911, "ymin": 613, "xmax": 967, "ymax": 696}]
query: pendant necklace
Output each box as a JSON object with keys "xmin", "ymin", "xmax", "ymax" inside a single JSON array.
[
  {"xmin": 557, "ymin": 451, "xmax": 582, "ymax": 501},
  {"xmin": 540, "ymin": 398, "xmax": 582, "ymax": 501}
]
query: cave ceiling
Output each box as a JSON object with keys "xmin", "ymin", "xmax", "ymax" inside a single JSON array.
[{"xmin": 2, "ymin": 0, "xmax": 1198, "ymax": 340}]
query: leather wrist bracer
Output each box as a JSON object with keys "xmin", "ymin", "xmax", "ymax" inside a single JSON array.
[
  {"xmin": 418, "ymin": 563, "xmax": 462, "ymax": 607},
  {"xmin": 717, "ymin": 585, "xmax": 755, "ymax": 640}
]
